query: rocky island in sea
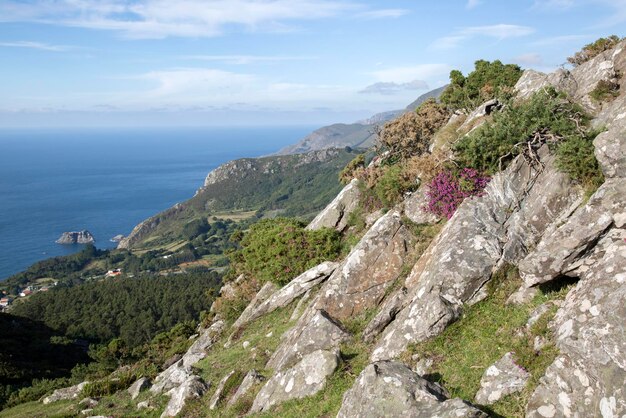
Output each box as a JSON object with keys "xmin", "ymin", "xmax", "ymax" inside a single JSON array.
[
  {"xmin": 110, "ymin": 234, "xmax": 125, "ymax": 243},
  {"xmin": 55, "ymin": 230, "xmax": 95, "ymax": 245}
]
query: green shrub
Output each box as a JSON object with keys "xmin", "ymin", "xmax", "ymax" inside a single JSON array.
[
  {"xmin": 4, "ymin": 377, "xmax": 74, "ymax": 408},
  {"xmin": 229, "ymin": 218, "xmax": 341, "ymax": 286},
  {"xmin": 556, "ymin": 133, "xmax": 604, "ymax": 189},
  {"xmin": 379, "ymin": 99, "xmax": 449, "ymax": 162},
  {"xmin": 567, "ymin": 35, "xmax": 623, "ymax": 66},
  {"xmin": 82, "ymin": 372, "xmax": 134, "ymax": 397},
  {"xmin": 339, "ymin": 154, "xmax": 366, "ymax": 184},
  {"xmin": 372, "ymin": 165, "xmax": 418, "ymax": 207},
  {"xmin": 589, "ymin": 79, "xmax": 620, "ymax": 102},
  {"xmin": 440, "ymin": 60, "xmax": 522, "ymax": 112}
]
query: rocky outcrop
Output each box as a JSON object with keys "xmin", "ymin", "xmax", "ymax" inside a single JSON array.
[
  {"xmin": 457, "ymin": 98, "xmax": 501, "ymax": 133},
  {"xmin": 161, "ymin": 376, "xmax": 207, "ymax": 417},
  {"xmin": 147, "ymin": 318, "xmax": 225, "ymax": 415},
  {"xmin": 232, "ymin": 282, "xmax": 277, "ymax": 329},
  {"xmin": 362, "ymin": 287, "xmax": 408, "ymax": 343},
  {"xmin": 109, "ymin": 234, "xmax": 125, "ymax": 243},
  {"xmin": 150, "ymin": 359, "xmax": 195, "ymax": 395},
  {"xmin": 250, "ymin": 349, "xmax": 340, "ymax": 413},
  {"xmin": 524, "ymin": 230, "xmax": 625, "ymax": 417},
  {"xmin": 128, "ymin": 377, "xmax": 151, "ymax": 400},
  {"xmin": 371, "ymin": 146, "xmax": 581, "ymax": 361},
  {"xmin": 337, "ymin": 361, "xmax": 487, "ymax": 418},
  {"xmin": 515, "ymin": 39, "xmax": 625, "ymax": 112},
  {"xmin": 475, "ymin": 352, "xmax": 530, "ymax": 405},
  {"xmin": 42, "ymin": 381, "xmax": 88, "ymax": 404},
  {"xmin": 519, "ymin": 180, "xmax": 622, "ymax": 287},
  {"xmin": 306, "ymin": 179, "xmax": 360, "ymax": 232},
  {"xmin": 315, "ymin": 210, "xmax": 413, "ymax": 320},
  {"xmin": 227, "ymin": 369, "xmax": 264, "ymax": 407},
  {"xmin": 234, "ymin": 262, "xmax": 338, "ymax": 328},
  {"xmin": 266, "ymin": 309, "xmax": 349, "ymax": 371},
  {"xmin": 55, "ymin": 230, "xmax": 95, "ymax": 244},
  {"xmin": 208, "ymin": 370, "xmax": 238, "ymax": 410},
  {"xmin": 403, "ymin": 186, "xmax": 439, "ymax": 225},
  {"xmin": 181, "ymin": 319, "xmax": 225, "ymax": 366}
]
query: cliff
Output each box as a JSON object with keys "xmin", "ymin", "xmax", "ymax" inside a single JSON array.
[{"xmin": 118, "ymin": 148, "xmax": 359, "ymax": 249}]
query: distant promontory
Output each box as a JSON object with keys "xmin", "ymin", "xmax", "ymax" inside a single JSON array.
[{"xmin": 55, "ymin": 230, "xmax": 95, "ymax": 245}]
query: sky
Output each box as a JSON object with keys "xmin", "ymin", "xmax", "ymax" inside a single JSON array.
[{"xmin": 0, "ymin": 0, "xmax": 624, "ymax": 127}]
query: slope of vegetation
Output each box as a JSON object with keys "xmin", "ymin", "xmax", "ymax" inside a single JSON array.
[
  {"xmin": 10, "ymin": 272, "xmax": 220, "ymax": 347},
  {"xmin": 229, "ymin": 218, "xmax": 341, "ymax": 286},
  {"xmin": 126, "ymin": 148, "xmax": 360, "ymax": 249}
]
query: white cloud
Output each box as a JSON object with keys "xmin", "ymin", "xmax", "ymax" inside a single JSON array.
[
  {"xmin": 179, "ymin": 55, "xmax": 316, "ymax": 65},
  {"xmin": 466, "ymin": 0, "xmax": 483, "ymax": 9},
  {"xmin": 356, "ymin": 9, "xmax": 410, "ymax": 19},
  {"xmin": 0, "ymin": 41, "xmax": 72, "ymax": 51},
  {"xmin": 0, "ymin": 0, "xmax": 403, "ymax": 39},
  {"xmin": 138, "ymin": 68, "xmax": 256, "ymax": 97},
  {"xmin": 532, "ymin": 0, "xmax": 575, "ymax": 10},
  {"xmin": 432, "ymin": 24, "xmax": 535, "ymax": 49},
  {"xmin": 370, "ymin": 64, "xmax": 451, "ymax": 83},
  {"xmin": 359, "ymin": 80, "xmax": 428, "ymax": 95}
]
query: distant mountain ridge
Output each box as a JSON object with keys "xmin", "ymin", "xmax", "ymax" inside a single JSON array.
[{"xmin": 276, "ymin": 85, "xmax": 446, "ymax": 155}]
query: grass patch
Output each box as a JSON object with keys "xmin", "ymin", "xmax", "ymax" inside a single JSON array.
[
  {"xmin": 0, "ymin": 400, "xmax": 78, "ymax": 418},
  {"xmin": 589, "ymin": 79, "xmax": 620, "ymax": 103},
  {"xmin": 404, "ymin": 265, "xmax": 572, "ymax": 417}
]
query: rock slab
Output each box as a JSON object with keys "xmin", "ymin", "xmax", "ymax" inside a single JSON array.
[
  {"xmin": 337, "ymin": 361, "xmax": 487, "ymax": 418},
  {"xmin": 250, "ymin": 349, "xmax": 339, "ymax": 414},
  {"xmin": 42, "ymin": 381, "xmax": 88, "ymax": 404},
  {"xmin": 474, "ymin": 352, "xmax": 530, "ymax": 405}
]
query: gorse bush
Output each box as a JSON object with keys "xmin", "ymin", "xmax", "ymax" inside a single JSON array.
[
  {"xmin": 555, "ymin": 133, "xmax": 605, "ymax": 189},
  {"xmin": 339, "ymin": 154, "xmax": 366, "ymax": 184},
  {"xmin": 229, "ymin": 218, "xmax": 341, "ymax": 287},
  {"xmin": 440, "ymin": 60, "xmax": 522, "ymax": 112},
  {"xmin": 567, "ymin": 35, "xmax": 622, "ymax": 66},
  {"xmin": 454, "ymin": 89, "xmax": 596, "ymax": 172},
  {"xmin": 425, "ymin": 168, "xmax": 490, "ymax": 219},
  {"xmin": 589, "ymin": 79, "xmax": 620, "ymax": 102},
  {"xmin": 379, "ymin": 98, "xmax": 449, "ymax": 161},
  {"xmin": 370, "ymin": 164, "xmax": 419, "ymax": 208}
]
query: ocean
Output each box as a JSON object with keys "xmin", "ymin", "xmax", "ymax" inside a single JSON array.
[{"xmin": 0, "ymin": 126, "xmax": 312, "ymax": 280}]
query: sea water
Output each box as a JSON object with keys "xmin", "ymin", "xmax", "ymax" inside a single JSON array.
[{"xmin": 0, "ymin": 126, "xmax": 312, "ymax": 280}]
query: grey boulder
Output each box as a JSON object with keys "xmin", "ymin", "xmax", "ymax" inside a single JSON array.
[
  {"xmin": 266, "ymin": 309, "xmax": 349, "ymax": 371},
  {"xmin": 234, "ymin": 261, "xmax": 338, "ymax": 328},
  {"xmin": 160, "ymin": 376, "xmax": 208, "ymax": 418},
  {"xmin": 306, "ymin": 178, "xmax": 361, "ymax": 232},
  {"xmin": 337, "ymin": 361, "xmax": 487, "ymax": 418},
  {"xmin": 127, "ymin": 377, "xmax": 151, "ymax": 400},
  {"xmin": 42, "ymin": 381, "xmax": 88, "ymax": 404},
  {"xmin": 474, "ymin": 352, "xmax": 530, "ymax": 405},
  {"xmin": 250, "ymin": 349, "xmax": 340, "ymax": 414}
]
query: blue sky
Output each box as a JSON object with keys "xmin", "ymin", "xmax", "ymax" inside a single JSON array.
[{"xmin": 0, "ymin": 0, "xmax": 624, "ymax": 127}]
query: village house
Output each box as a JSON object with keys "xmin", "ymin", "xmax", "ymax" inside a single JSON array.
[
  {"xmin": 0, "ymin": 296, "xmax": 13, "ymax": 307},
  {"xmin": 105, "ymin": 268, "xmax": 122, "ymax": 277}
]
